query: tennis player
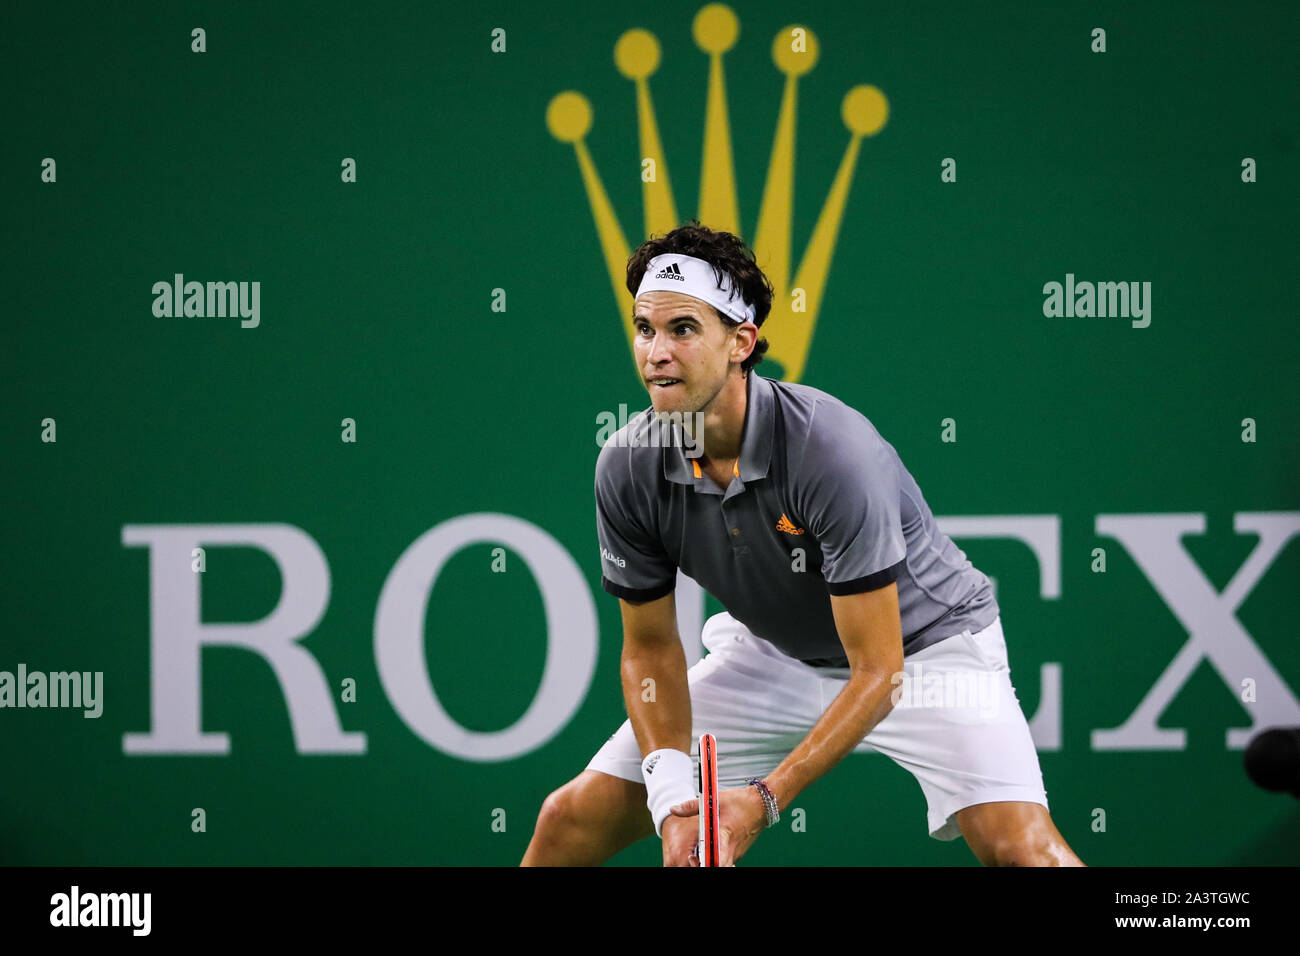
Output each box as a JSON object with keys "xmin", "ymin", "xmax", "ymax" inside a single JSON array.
[{"xmin": 521, "ymin": 220, "xmax": 1083, "ymax": 867}]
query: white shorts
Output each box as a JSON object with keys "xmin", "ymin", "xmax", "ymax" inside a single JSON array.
[{"xmin": 586, "ymin": 611, "xmax": 1048, "ymax": 841}]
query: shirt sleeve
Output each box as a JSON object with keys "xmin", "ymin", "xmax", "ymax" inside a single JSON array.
[
  {"xmin": 594, "ymin": 444, "xmax": 677, "ymax": 602},
  {"xmin": 798, "ymin": 400, "xmax": 907, "ymax": 595}
]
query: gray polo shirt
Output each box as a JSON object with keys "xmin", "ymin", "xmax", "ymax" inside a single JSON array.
[{"xmin": 594, "ymin": 371, "xmax": 999, "ymax": 665}]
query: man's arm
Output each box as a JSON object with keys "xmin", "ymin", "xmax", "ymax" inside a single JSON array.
[
  {"xmin": 617, "ymin": 591, "xmax": 704, "ymax": 865},
  {"xmin": 762, "ymin": 582, "xmax": 904, "ymax": 811},
  {"xmin": 617, "ymin": 591, "xmax": 690, "ymax": 759},
  {"xmin": 762, "ymin": 399, "xmax": 908, "ymax": 812}
]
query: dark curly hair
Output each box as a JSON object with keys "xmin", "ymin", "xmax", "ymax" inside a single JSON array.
[{"xmin": 625, "ymin": 219, "xmax": 773, "ymax": 373}]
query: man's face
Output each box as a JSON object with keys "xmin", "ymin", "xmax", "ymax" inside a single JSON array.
[{"xmin": 633, "ymin": 290, "xmax": 750, "ymax": 416}]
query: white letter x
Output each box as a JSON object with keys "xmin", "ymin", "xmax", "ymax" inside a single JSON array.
[{"xmin": 1092, "ymin": 512, "xmax": 1300, "ymax": 750}]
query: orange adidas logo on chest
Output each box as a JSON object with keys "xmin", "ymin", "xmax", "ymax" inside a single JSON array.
[{"xmin": 775, "ymin": 514, "xmax": 805, "ymax": 534}]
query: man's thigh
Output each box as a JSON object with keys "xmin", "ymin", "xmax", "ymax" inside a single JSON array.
[{"xmin": 847, "ymin": 617, "xmax": 1049, "ymax": 841}]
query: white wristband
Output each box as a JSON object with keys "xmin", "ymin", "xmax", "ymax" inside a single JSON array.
[{"xmin": 641, "ymin": 748, "xmax": 697, "ymax": 837}]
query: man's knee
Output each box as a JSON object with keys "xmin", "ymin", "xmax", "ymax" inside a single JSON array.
[
  {"xmin": 986, "ymin": 824, "xmax": 1084, "ymax": 866},
  {"xmin": 988, "ymin": 830, "xmax": 1053, "ymax": 866},
  {"xmin": 535, "ymin": 779, "xmax": 586, "ymax": 836},
  {"xmin": 524, "ymin": 771, "xmax": 652, "ymax": 865},
  {"xmin": 541, "ymin": 771, "xmax": 626, "ymax": 820},
  {"xmin": 959, "ymin": 802, "xmax": 1084, "ymax": 867}
]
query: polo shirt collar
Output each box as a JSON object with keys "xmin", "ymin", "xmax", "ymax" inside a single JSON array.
[{"xmin": 662, "ymin": 370, "xmax": 776, "ymax": 488}]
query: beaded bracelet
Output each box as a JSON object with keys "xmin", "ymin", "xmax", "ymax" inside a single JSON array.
[{"xmin": 746, "ymin": 777, "xmax": 780, "ymax": 827}]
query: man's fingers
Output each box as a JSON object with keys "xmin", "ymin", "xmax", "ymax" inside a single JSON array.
[{"xmin": 669, "ymin": 798, "xmax": 699, "ymax": 816}]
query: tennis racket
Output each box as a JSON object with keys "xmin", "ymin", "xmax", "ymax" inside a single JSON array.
[{"xmin": 696, "ymin": 733, "xmax": 720, "ymax": 867}]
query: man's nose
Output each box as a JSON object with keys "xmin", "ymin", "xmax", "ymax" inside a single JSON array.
[{"xmin": 646, "ymin": 330, "xmax": 673, "ymax": 364}]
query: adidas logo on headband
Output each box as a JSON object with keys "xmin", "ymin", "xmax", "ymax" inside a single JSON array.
[{"xmin": 637, "ymin": 253, "xmax": 757, "ymax": 324}]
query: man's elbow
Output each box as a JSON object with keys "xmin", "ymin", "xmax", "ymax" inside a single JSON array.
[{"xmin": 848, "ymin": 656, "xmax": 905, "ymax": 699}]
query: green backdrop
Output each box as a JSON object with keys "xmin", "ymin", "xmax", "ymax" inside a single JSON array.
[{"xmin": 3, "ymin": 0, "xmax": 1298, "ymax": 865}]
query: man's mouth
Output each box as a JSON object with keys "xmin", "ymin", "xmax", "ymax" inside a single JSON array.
[{"xmin": 647, "ymin": 378, "xmax": 682, "ymax": 388}]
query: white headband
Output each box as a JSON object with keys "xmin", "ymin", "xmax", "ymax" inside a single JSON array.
[{"xmin": 634, "ymin": 253, "xmax": 756, "ymax": 325}]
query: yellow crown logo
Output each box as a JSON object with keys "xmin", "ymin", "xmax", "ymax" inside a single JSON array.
[{"xmin": 545, "ymin": 3, "xmax": 888, "ymax": 383}]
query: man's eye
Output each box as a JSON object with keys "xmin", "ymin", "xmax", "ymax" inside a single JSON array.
[{"xmin": 675, "ymin": 326, "xmax": 693, "ymax": 335}]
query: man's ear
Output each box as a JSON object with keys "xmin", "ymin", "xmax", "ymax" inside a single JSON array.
[{"xmin": 730, "ymin": 322, "xmax": 758, "ymax": 364}]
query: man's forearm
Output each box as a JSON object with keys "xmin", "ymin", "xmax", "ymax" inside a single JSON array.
[
  {"xmin": 620, "ymin": 639, "xmax": 692, "ymax": 757},
  {"xmin": 763, "ymin": 668, "xmax": 896, "ymax": 810}
]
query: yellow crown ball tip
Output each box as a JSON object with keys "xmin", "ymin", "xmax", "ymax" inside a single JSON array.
[
  {"xmin": 546, "ymin": 92, "xmax": 592, "ymax": 143},
  {"xmin": 842, "ymin": 85, "xmax": 888, "ymax": 136},
  {"xmin": 693, "ymin": 4, "xmax": 739, "ymax": 54},
  {"xmin": 772, "ymin": 26, "xmax": 819, "ymax": 75},
  {"xmin": 614, "ymin": 29, "xmax": 661, "ymax": 79}
]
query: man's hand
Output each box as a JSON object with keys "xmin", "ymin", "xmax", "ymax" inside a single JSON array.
[
  {"xmin": 664, "ymin": 785, "xmax": 768, "ymax": 866},
  {"xmin": 661, "ymin": 811, "xmax": 700, "ymax": 867}
]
